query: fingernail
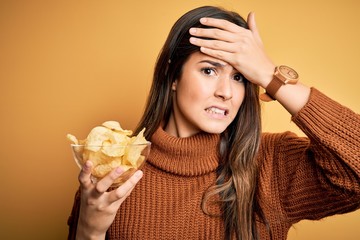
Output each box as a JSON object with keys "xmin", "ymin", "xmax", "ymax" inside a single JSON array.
[
  {"xmin": 134, "ymin": 171, "xmax": 143, "ymax": 178},
  {"xmin": 84, "ymin": 161, "xmax": 91, "ymax": 170},
  {"xmin": 189, "ymin": 37, "xmax": 197, "ymax": 43},
  {"xmin": 115, "ymin": 167, "xmax": 123, "ymax": 174},
  {"xmin": 189, "ymin": 28, "xmax": 196, "ymax": 34},
  {"xmin": 200, "ymin": 18, "xmax": 207, "ymax": 23}
]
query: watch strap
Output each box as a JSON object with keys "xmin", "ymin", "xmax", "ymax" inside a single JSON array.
[
  {"xmin": 265, "ymin": 76, "xmax": 284, "ymax": 100},
  {"xmin": 259, "ymin": 75, "xmax": 284, "ymax": 102}
]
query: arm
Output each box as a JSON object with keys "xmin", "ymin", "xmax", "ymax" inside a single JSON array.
[
  {"xmin": 269, "ymin": 89, "xmax": 360, "ymax": 222},
  {"xmin": 188, "ymin": 12, "xmax": 360, "ymax": 221}
]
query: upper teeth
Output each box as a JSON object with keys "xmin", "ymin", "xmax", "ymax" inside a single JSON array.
[{"xmin": 207, "ymin": 107, "xmax": 225, "ymax": 115}]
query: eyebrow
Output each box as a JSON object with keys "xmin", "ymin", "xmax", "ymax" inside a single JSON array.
[{"xmin": 198, "ymin": 60, "xmax": 227, "ymax": 68}]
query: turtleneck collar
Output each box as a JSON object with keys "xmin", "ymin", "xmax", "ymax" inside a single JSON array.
[{"xmin": 146, "ymin": 127, "xmax": 221, "ymax": 177}]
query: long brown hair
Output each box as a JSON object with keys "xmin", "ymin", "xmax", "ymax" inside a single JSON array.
[{"xmin": 135, "ymin": 6, "xmax": 268, "ymax": 240}]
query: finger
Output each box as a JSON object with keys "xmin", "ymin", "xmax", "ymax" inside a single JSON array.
[
  {"xmin": 78, "ymin": 160, "xmax": 93, "ymax": 189},
  {"xmin": 198, "ymin": 47, "xmax": 234, "ymax": 64},
  {"xmin": 95, "ymin": 167, "xmax": 125, "ymax": 194},
  {"xmin": 199, "ymin": 17, "xmax": 242, "ymax": 33},
  {"xmin": 247, "ymin": 12, "xmax": 264, "ymax": 48},
  {"xmin": 189, "ymin": 37, "xmax": 235, "ymax": 53},
  {"xmin": 107, "ymin": 170, "xmax": 143, "ymax": 204},
  {"xmin": 189, "ymin": 27, "xmax": 234, "ymax": 43}
]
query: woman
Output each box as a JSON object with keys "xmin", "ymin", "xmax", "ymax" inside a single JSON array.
[{"xmin": 67, "ymin": 6, "xmax": 360, "ymax": 240}]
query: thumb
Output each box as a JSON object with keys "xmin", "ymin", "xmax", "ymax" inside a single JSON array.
[
  {"xmin": 78, "ymin": 160, "xmax": 94, "ymax": 189},
  {"xmin": 247, "ymin": 12, "xmax": 264, "ymax": 48}
]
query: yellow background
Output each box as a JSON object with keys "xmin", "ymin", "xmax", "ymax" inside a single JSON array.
[{"xmin": 0, "ymin": 0, "xmax": 359, "ymax": 239}]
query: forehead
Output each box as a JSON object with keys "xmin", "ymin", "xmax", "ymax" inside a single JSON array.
[{"xmin": 185, "ymin": 51, "xmax": 234, "ymax": 70}]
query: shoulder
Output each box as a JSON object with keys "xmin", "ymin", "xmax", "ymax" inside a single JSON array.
[
  {"xmin": 258, "ymin": 132, "xmax": 310, "ymax": 163},
  {"xmin": 260, "ymin": 131, "xmax": 307, "ymax": 147}
]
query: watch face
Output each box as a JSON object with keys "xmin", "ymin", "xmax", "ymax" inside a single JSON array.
[{"xmin": 279, "ymin": 65, "xmax": 299, "ymax": 79}]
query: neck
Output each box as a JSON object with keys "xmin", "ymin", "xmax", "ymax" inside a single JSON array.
[
  {"xmin": 164, "ymin": 112, "xmax": 200, "ymax": 138},
  {"xmin": 147, "ymin": 126, "xmax": 221, "ymax": 176}
]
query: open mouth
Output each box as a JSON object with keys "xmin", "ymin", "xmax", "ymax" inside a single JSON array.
[{"xmin": 205, "ymin": 107, "xmax": 228, "ymax": 116}]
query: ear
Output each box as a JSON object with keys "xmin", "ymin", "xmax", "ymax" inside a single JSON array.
[{"xmin": 172, "ymin": 80, "xmax": 178, "ymax": 91}]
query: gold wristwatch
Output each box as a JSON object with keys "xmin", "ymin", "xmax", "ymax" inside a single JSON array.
[{"xmin": 261, "ymin": 65, "xmax": 299, "ymax": 102}]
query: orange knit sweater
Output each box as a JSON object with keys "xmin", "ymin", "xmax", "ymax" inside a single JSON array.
[{"xmin": 67, "ymin": 88, "xmax": 360, "ymax": 239}]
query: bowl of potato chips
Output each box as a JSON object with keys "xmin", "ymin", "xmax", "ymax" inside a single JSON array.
[{"xmin": 67, "ymin": 121, "xmax": 151, "ymax": 186}]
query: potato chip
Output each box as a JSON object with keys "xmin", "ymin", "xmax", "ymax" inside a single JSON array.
[
  {"xmin": 92, "ymin": 159, "xmax": 132, "ymax": 178},
  {"xmin": 83, "ymin": 148, "xmax": 115, "ymax": 166},
  {"xmin": 130, "ymin": 128, "xmax": 147, "ymax": 145},
  {"xmin": 85, "ymin": 126, "xmax": 113, "ymax": 152},
  {"xmin": 101, "ymin": 140, "xmax": 126, "ymax": 157},
  {"xmin": 102, "ymin": 120, "xmax": 133, "ymax": 136},
  {"xmin": 66, "ymin": 134, "xmax": 79, "ymax": 145},
  {"xmin": 123, "ymin": 128, "xmax": 147, "ymax": 167}
]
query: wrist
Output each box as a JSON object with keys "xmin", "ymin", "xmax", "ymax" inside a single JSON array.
[
  {"xmin": 258, "ymin": 64, "xmax": 276, "ymax": 89},
  {"xmin": 76, "ymin": 220, "xmax": 106, "ymax": 240},
  {"xmin": 262, "ymin": 67, "xmax": 276, "ymax": 89},
  {"xmin": 76, "ymin": 230, "xmax": 106, "ymax": 240},
  {"xmin": 260, "ymin": 65, "xmax": 299, "ymax": 102}
]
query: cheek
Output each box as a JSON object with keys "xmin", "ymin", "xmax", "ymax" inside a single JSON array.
[
  {"xmin": 177, "ymin": 79, "xmax": 210, "ymax": 102},
  {"xmin": 232, "ymin": 84, "xmax": 246, "ymax": 108}
]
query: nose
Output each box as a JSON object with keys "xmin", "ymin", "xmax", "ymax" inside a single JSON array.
[{"xmin": 214, "ymin": 76, "xmax": 233, "ymax": 101}]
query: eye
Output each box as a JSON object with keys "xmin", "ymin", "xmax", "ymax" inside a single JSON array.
[
  {"xmin": 201, "ymin": 67, "xmax": 216, "ymax": 76},
  {"xmin": 233, "ymin": 73, "xmax": 244, "ymax": 82}
]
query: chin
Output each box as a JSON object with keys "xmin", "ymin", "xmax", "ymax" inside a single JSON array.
[{"xmin": 201, "ymin": 124, "xmax": 228, "ymax": 134}]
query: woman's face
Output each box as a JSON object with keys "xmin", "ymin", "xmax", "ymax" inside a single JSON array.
[{"xmin": 165, "ymin": 51, "xmax": 245, "ymax": 137}]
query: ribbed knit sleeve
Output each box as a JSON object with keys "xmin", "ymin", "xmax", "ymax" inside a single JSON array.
[
  {"xmin": 292, "ymin": 88, "xmax": 360, "ymax": 179},
  {"xmin": 262, "ymin": 88, "xmax": 360, "ymax": 225}
]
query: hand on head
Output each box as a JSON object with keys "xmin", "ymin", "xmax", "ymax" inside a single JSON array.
[{"xmin": 189, "ymin": 12, "xmax": 275, "ymax": 88}]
